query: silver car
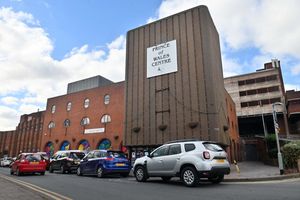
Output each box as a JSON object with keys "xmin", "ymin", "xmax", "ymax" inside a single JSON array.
[{"xmin": 133, "ymin": 140, "xmax": 230, "ymax": 187}]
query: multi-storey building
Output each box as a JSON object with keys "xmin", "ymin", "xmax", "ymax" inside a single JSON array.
[
  {"xmin": 286, "ymin": 90, "xmax": 300, "ymax": 135},
  {"xmin": 224, "ymin": 59, "xmax": 287, "ymax": 137},
  {"xmin": 41, "ymin": 76, "xmax": 125, "ymax": 156}
]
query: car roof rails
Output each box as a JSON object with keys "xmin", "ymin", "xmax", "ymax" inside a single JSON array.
[{"xmin": 165, "ymin": 139, "xmax": 200, "ymax": 144}]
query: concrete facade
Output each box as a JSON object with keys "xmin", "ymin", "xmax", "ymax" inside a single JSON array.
[{"xmin": 124, "ymin": 5, "xmax": 230, "ymax": 153}]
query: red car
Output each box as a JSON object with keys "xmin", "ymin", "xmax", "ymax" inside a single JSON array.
[{"xmin": 10, "ymin": 153, "xmax": 46, "ymax": 176}]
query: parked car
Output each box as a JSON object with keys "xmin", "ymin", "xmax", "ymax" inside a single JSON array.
[
  {"xmin": 77, "ymin": 150, "xmax": 131, "ymax": 178},
  {"xmin": 0, "ymin": 157, "xmax": 13, "ymax": 167},
  {"xmin": 133, "ymin": 139, "xmax": 230, "ymax": 187},
  {"xmin": 49, "ymin": 150, "xmax": 85, "ymax": 174},
  {"xmin": 10, "ymin": 153, "xmax": 46, "ymax": 176},
  {"xmin": 36, "ymin": 152, "xmax": 50, "ymax": 170}
]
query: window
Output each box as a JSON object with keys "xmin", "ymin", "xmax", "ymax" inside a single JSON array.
[
  {"xmin": 81, "ymin": 117, "xmax": 90, "ymax": 126},
  {"xmin": 245, "ymin": 79, "xmax": 255, "ymax": 85},
  {"xmin": 64, "ymin": 119, "xmax": 71, "ymax": 127},
  {"xmin": 67, "ymin": 102, "xmax": 72, "ymax": 111},
  {"xmin": 84, "ymin": 98, "xmax": 90, "ymax": 108},
  {"xmin": 266, "ymin": 75, "xmax": 277, "ymax": 81},
  {"xmin": 48, "ymin": 121, "xmax": 55, "ymax": 129},
  {"xmin": 104, "ymin": 94, "xmax": 110, "ymax": 105},
  {"xmin": 101, "ymin": 114, "xmax": 111, "ymax": 124},
  {"xmin": 51, "ymin": 105, "xmax": 56, "ymax": 114},
  {"xmin": 261, "ymin": 99, "xmax": 270, "ymax": 105},
  {"xmin": 184, "ymin": 143, "xmax": 195, "ymax": 152},
  {"xmin": 248, "ymin": 101, "xmax": 259, "ymax": 107},
  {"xmin": 268, "ymin": 86, "xmax": 279, "ymax": 92},
  {"xmin": 258, "ymin": 88, "xmax": 268, "ymax": 94},
  {"xmin": 239, "ymin": 91, "xmax": 246, "ymax": 96},
  {"xmin": 238, "ymin": 80, "xmax": 245, "ymax": 86},
  {"xmin": 270, "ymin": 98, "xmax": 281, "ymax": 104},
  {"xmin": 247, "ymin": 89, "xmax": 257, "ymax": 95},
  {"xmin": 152, "ymin": 146, "xmax": 169, "ymax": 157},
  {"xmin": 169, "ymin": 144, "xmax": 181, "ymax": 155},
  {"xmin": 255, "ymin": 77, "xmax": 266, "ymax": 83},
  {"xmin": 241, "ymin": 102, "xmax": 248, "ymax": 107}
]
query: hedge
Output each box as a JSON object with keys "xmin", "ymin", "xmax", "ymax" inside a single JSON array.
[{"xmin": 282, "ymin": 141, "xmax": 300, "ymax": 169}]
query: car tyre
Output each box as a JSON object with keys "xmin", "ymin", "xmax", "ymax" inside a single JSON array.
[
  {"xmin": 161, "ymin": 176, "xmax": 172, "ymax": 182},
  {"xmin": 40, "ymin": 172, "xmax": 45, "ymax": 176},
  {"xmin": 97, "ymin": 166, "xmax": 104, "ymax": 178},
  {"xmin": 49, "ymin": 165, "xmax": 54, "ymax": 173},
  {"xmin": 77, "ymin": 167, "xmax": 82, "ymax": 176},
  {"xmin": 16, "ymin": 168, "xmax": 22, "ymax": 176},
  {"xmin": 134, "ymin": 166, "xmax": 147, "ymax": 182},
  {"xmin": 181, "ymin": 166, "xmax": 199, "ymax": 187},
  {"xmin": 10, "ymin": 168, "xmax": 14, "ymax": 175},
  {"xmin": 209, "ymin": 174, "xmax": 224, "ymax": 184},
  {"xmin": 60, "ymin": 165, "xmax": 65, "ymax": 174}
]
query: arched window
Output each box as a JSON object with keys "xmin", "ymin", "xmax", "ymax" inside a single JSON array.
[
  {"xmin": 67, "ymin": 102, "xmax": 72, "ymax": 111},
  {"xmin": 60, "ymin": 141, "xmax": 71, "ymax": 150},
  {"xmin": 101, "ymin": 114, "xmax": 111, "ymax": 124},
  {"xmin": 64, "ymin": 119, "xmax": 71, "ymax": 127},
  {"xmin": 78, "ymin": 140, "xmax": 90, "ymax": 151},
  {"xmin": 104, "ymin": 94, "xmax": 110, "ymax": 105},
  {"xmin": 51, "ymin": 105, "xmax": 56, "ymax": 114},
  {"xmin": 81, "ymin": 117, "xmax": 90, "ymax": 126},
  {"xmin": 84, "ymin": 98, "xmax": 90, "ymax": 108},
  {"xmin": 98, "ymin": 139, "xmax": 111, "ymax": 150},
  {"xmin": 48, "ymin": 121, "xmax": 55, "ymax": 129},
  {"xmin": 44, "ymin": 142, "xmax": 54, "ymax": 157}
]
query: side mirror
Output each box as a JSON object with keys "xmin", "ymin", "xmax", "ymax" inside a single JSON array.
[{"xmin": 147, "ymin": 154, "xmax": 153, "ymax": 158}]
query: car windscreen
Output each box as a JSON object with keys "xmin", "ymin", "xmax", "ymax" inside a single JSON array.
[
  {"xmin": 69, "ymin": 152, "xmax": 85, "ymax": 159},
  {"xmin": 25, "ymin": 154, "xmax": 41, "ymax": 162},
  {"xmin": 107, "ymin": 151, "xmax": 126, "ymax": 159},
  {"xmin": 203, "ymin": 143, "xmax": 223, "ymax": 152}
]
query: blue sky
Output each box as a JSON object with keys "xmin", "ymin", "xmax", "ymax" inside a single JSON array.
[{"xmin": 1, "ymin": 0, "xmax": 300, "ymax": 130}]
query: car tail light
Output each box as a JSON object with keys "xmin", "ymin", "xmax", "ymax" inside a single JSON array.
[
  {"xmin": 203, "ymin": 151, "xmax": 210, "ymax": 159},
  {"xmin": 106, "ymin": 157, "xmax": 114, "ymax": 161}
]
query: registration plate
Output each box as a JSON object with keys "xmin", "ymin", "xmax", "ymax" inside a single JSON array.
[
  {"xmin": 216, "ymin": 159, "xmax": 225, "ymax": 163},
  {"xmin": 30, "ymin": 162, "xmax": 39, "ymax": 165},
  {"xmin": 116, "ymin": 163, "xmax": 125, "ymax": 166}
]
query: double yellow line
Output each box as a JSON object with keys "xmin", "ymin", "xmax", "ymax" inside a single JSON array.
[{"xmin": 0, "ymin": 174, "xmax": 72, "ymax": 200}]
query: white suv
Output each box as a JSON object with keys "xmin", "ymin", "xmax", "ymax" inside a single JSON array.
[{"xmin": 133, "ymin": 140, "xmax": 230, "ymax": 187}]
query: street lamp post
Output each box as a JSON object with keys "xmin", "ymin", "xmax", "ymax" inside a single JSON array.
[{"xmin": 272, "ymin": 102, "xmax": 285, "ymax": 175}]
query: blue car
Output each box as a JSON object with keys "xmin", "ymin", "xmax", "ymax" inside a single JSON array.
[{"xmin": 77, "ymin": 150, "xmax": 131, "ymax": 178}]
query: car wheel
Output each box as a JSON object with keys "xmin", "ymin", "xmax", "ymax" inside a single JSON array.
[
  {"xmin": 16, "ymin": 168, "xmax": 22, "ymax": 176},
  {"xmin": 161, "ymin": 176, "xmax": 172, "ymax": 182},
  {"xmin": 10, "ymin": 168, "xmax": 14, "ymax": 175},
  {"xmin": 97, "ymin": 166, "xmax": 104, "ymax": 178},
  {"xmin": 40, "ymin": 172, "xmax": 45, "ymax": 176},
  {"xmin": 77, "ymin": 167, "xmax": 82, "ymax": 176},
  {"xmin": 209, "ymin": 174, "xmax": 224, "ymax": 184},
  {"xmin": 49, "ymin": 165, "xmax": 54, "ymax": 173},
  {"xmin": 60, "ymin": 165, "xmax": 65, "ymax": 174},
  {"xmin": 120, "ymin": 172, "xmax": 129, "ymax": 177},
  {"xmin": 134, "ymin": 166, "xmax": 147, "ymax": 182},
  {"xmin": 181, "ymin": 166, "xmax": 199, "ymax": 187}
]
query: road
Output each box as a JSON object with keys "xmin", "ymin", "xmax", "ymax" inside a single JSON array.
[{"xmin": 0, "ymin": 167, "xmax": 299, "ymax": 200}]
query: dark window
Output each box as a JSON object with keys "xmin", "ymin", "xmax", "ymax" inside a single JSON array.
[
  {"xmin": 256, "ymin": 77, "xmax": 266, "ymax": 83},
  {"xmin": 203, "ymin": 143, "xmax": 223, "ymax": 152},
  {"xmin": 261, "ymin": 99, "xmax": 270, "ymax": 105},
  {"xmin": 266, "ymin": 75, "xmax": 277, "ymax": 81},
  {"xmin": 245, "ymin": 79, "xmax": 255, "ymax": 84},
  {"xmin": 238, "ymin": 80, "xmax": 245, "ymax": 86},
  {"xmin": 268, "ymin": 86, "xmax": 279, "ymax": 92},
  {"xmin": 248, "ymin": 101, "xmax": 259, "ymax": 107},
  {"xmin": 64, "ymin": 119, "xmax": 70, "ymax": 127},
  {"xmin": 168, "ymin": 144, "xmax": 181, "ymax": 155},
  {"xmin": 239, "ymin": 91, "xmax": 246, "ymax": 96},
  {"xmin": 258, "ymin": 88, "xmax": 268, "ymax": 94},
  {"xmin": 270, "ymin": 98, "xmax": 281, "ymax": 104},
  {"xmin": 241, "ymin": 102, "xmax": 248, "ymax": 107},
  {"xmin": 247, "ymin": 89, "xmax": 257, "ymax": 95},
  {"xmin": 184, "ymin": 143, "xmax": 195, "ymax": 152}
]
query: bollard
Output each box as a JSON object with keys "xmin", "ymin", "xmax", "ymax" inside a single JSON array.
[{"xmin": 234, "ymin": 160, "xmax": 240, "ymax": 174}]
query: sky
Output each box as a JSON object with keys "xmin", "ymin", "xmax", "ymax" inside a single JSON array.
[{"xmin": 0, "ymin": 0, "xmax": 300, "ymax": 130}]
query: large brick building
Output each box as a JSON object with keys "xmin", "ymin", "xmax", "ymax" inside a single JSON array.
[{"xmin": 41, "ymin": 76, "xmax": 125, "ymax": 156}]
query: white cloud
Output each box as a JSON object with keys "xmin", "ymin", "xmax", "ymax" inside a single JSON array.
[{"xmin": 0, "ymin": 7, "xmax": 126, "ymax": 130}]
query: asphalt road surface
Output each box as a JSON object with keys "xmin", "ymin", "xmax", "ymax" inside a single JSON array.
[{"xmin": 0, "ymin": 167, "xmax": 299, "ymax": 200}]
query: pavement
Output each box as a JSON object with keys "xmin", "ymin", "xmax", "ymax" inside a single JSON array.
[
  {"xmin": 224, "ymin": 161, "xmax": 300, "ymax": 182},
  {"xmin": 0, "ymin": 162, "xmax": 299, "ymax": 199}
]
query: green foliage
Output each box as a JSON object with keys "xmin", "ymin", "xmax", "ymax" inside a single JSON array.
[
  {"xmin": 282, "ymin": 141, "xmax": 300, "ymax": 169},
  {"xmin": 266, "ymin": 134, "xmax": 277, "ymax": 159}
]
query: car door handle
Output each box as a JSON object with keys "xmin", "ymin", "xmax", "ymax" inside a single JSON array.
[{"xmin": 176, "ymin": 158, "xmax": 180, "ymax": 160}]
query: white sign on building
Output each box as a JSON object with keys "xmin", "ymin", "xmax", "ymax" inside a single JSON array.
[
  {"xmin": 147, "ymin": 40, "xmax": 178, "ymax": 78},
  {"xmin": 84, "ymin": 128, "xmax": 105, "ymax": 134}
]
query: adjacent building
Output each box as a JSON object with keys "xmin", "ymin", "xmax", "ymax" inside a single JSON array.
[
  {"xmin": 286, "ymin": 90, "xmax": 300, "ymax": 135},
  {"xmin": 40, "ymin": 76, "xmax": 125, "ymax": 156},
  {"xmin": 124, "ymin": 6, "xmax": 230, "ymax": 158}
]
